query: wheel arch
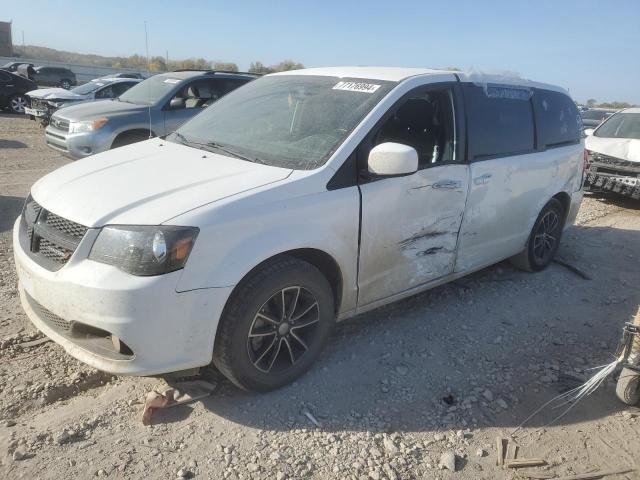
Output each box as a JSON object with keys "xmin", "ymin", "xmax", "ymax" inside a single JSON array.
[
  {"xmin": 111, "ymin": 128, "xmax": 156, "ymax": 148},
  {"xmin": 226, "ymin": 248, "xmax": 344, "ymax": 316},
  {"xmin": 552, "ymin": 191, "xmax": 571, "ymax": 224}
]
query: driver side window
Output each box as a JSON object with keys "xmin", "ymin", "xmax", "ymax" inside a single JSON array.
[
  {"xmin": 373, "ymin": 88, "xmax": 456, "ymax": 168},
  {"xmin": 95, "ymin": 86, "xmax": 114, "ymax": 99}
]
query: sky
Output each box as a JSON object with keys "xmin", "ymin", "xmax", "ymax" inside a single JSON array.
[{"xmin": 3, "ymin": 0, "xmax": 639, "ymax": 104}]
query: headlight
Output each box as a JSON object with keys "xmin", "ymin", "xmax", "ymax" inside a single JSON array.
[
  {"xmin": 68, "ymin": 118, "xmax": 108, "ymax": 134},
  {"xmin": 88, "ymin": 225, "xmax": 199, "ymax": 276}
]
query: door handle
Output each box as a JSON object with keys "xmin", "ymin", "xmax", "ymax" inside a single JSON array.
[
  {"xmin": 473, "ymin": 173, "xmax": 492, "ymax": 185},
  {"xmin": 432, "ymin": 179, "xmax": 463, "ymax": 190}
]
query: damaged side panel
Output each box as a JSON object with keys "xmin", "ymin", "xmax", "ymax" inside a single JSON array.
[{"xmin": 357, "ymin": 164, "xmax": 469, "ymax": 307}]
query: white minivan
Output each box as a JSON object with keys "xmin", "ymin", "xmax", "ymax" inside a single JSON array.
[{"xmin": 14, "ymin": 67, "xmax": 585, "ymax": 391}]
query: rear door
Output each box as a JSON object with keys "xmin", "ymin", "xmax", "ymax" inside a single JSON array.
[
  {"xmin": 455, "ymin": 84, "xmax": 541, "ymax": 272},
  {"xmin": 357, "ymin": 84, "xmax": 469, "ymax": 306}
]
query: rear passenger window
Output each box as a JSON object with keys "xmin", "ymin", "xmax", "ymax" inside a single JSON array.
[
  {"xmin": 465, "ymin": 85, "xmax": 534, "ymax": 160},
  {"xmin": 533, "ymin": 90, "xmax": 581, "ymax": 148}
]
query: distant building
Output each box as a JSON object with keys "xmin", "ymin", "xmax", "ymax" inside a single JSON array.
[{"xmin": 0, "ymin": 21, "xmax": 13, "ymax": 56}]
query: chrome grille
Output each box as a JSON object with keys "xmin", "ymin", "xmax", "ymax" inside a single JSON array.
[
  {"xmin": 49, "ymin": 116, "xmax": 69, "ymax": 132},
  {"xmin": 30, "ymin": 98, "xmax": 47, "ymax": 110},
  {"xmin": 21, "ymin": 196, "xmax": 88, "ymax": 271}
]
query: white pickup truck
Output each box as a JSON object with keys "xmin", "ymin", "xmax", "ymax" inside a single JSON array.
[{"xmin": 14, "ymin": 67, "xmax": 584, "ymax": 391}]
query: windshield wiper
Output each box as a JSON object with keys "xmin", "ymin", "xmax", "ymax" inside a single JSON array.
[{"xmin": 202, "ymin": 141, "xmax": 267, "ymax": 165}]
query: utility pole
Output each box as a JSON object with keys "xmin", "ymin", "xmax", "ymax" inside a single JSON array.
[{"xmin": 22, "ymin": 30, "xmax": 24, "ymax": 47}]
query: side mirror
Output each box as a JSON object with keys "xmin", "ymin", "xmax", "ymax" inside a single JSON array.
[
  {"xmin": 368, "ymin": 142, "xmax": 418, "ymax": 176},
  {"xmin": 584, "ymin": 128, "xmax": 594, "ymax": 136},
  {"xmin": 169, "ymin": 97, "xmax": 185, "ymax": 110}
]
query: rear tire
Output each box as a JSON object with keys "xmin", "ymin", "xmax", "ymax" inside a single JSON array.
[
  {"xmin": 510, "ymin": 198, "xmax": 564, "ymax": 272},
  {"xmin": 616, "ymin": 367, "xmax": 640, "ymax": 406},
  {"xmin": 60, "ymin": 79, "xmax": 72, "ymax": 90},
  {"xmin": 213, "ymin": 256, "xmax": 335, "ymax": 392}
]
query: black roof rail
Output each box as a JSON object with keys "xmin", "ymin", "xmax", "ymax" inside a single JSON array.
[{"xmin": 170, "ymin": 69, "xmax": 262, "ymax": 76}]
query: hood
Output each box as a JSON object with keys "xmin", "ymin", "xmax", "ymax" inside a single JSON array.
[
  {"xmin": 53, "ymin": 99, "xmax": 144, "ymax": 120},
  {"xmin": 31, "ymin": 139, "xmax": 293, "ymax": 227},
  {"xmin": 586, "ymin": 135, "xmax": 640, "ymax": 163},
  {"xmin": 27, "ymin": 88, "xmax": 87, "ymax": 101}
]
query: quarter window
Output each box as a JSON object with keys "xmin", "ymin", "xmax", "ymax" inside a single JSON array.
[
  {"xmin": 533, "ymin": 90, "xmax": 581, "ymax": 147},
  {"xmin": 465, "ymin": 85, "xmax": 534, "ymax": 160}
]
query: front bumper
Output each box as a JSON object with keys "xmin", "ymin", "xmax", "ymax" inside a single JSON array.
[
  {"xmin": 44, "ymin": 125, "xmax": 113, "ymax": 160},
  {"xmin": 585, "ymin": 163, "xmax": 640, "ymax": 200},
  {"xmin": 13, "ymin": 216, "xmax": 232, "ymax": 375}
]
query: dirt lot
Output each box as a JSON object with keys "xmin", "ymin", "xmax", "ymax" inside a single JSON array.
[{"xmin": 1, "ymin": 114, "xmax": 639, "ymax": 479}]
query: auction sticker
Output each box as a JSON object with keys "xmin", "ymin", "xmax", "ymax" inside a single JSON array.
[
  {"xmin": 163, "ymin": 78, "xmax": 181, "ymax": 84},
  {"xmin": 333, "ymin": 81, "xmax": 381, "ymax": 93}
]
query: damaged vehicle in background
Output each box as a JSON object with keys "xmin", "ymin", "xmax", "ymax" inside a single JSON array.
[
  {"xmin": 14, "ymin": 67, "xmax": 584, "ymax": 392},
  {"xmin": 585, "ymin": 108, "xmax": 640, "ymax": 199},
  {"xmin": 24, "ymin": 77, "xmax": 142, "ymax": 126},
  {"xmin": 42, "ymin": 70, "xmax": 257, "ymax": 159}
]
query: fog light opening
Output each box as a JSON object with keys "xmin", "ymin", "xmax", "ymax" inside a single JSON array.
[{"xmin": 111, "ymin": 335, "xmax": 133, "ymax": 356}]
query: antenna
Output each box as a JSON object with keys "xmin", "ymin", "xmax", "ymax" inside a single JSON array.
[{"xmin": 144, "ymin": 21, "xmax": 152, "ymax": 139}]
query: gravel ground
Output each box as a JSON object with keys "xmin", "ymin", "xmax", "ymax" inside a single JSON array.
[{"xmin": 1, "ymin": 114, "xmax": 639, "ymax": 479}]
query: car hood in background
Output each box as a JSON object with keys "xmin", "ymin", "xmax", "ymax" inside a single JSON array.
[
  {"xmin": 30, "ymin": 139, "xmax": 293, "ymax": 227},
  {"xmin": 27, "ymin": 88, "xmax": 89, "ymax": 101},
  {"xmin": 53, "ymin": 98, "xmax": 146, "ymax": 120},
  {"xmin": 586, "ymin": 135, "xmax": 640, "ymax": 163}
]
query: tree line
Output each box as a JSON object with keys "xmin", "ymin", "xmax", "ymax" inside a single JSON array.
[
  {"xmin": 584, "ymin": 98, "xmax": 636, "ymax": 109},
  {"xmin": 13, "ymin": 45, "xmax": 304, "ymax": 73}
]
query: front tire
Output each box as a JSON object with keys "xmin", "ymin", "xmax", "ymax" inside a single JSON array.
[
  {"xmin": 616, "ymin": 367, "xmax": 640, "ymax": 406},
  {"xmin": 213, "ymin": 256, "xmax": 335, "ymax": 392},
  {"xmin": 9, "ymin": 94, "xmax": 27, "ymax": 114},
  {"xmin": 510, "ymin": 198, "xmax": 565, "ymax": 272}
]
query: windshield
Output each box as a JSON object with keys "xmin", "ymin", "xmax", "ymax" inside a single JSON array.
[
  {"xmin": 71, "ymin": 81, "xmax": 107, "ymax": 95},
  {"xmin": 595, "ymin": 112, "xmax": 640, "ymax": 140},
  {"xmin": 168, "ymin": 75, "xmax": 395, "ymax": 169},
  {"xmin": 118, "ymin": 75, "xmax": 181, "ymax": 105},
  {"xmin": 581, "ymin": 110, "xmax": 612, "ymax": 120}
]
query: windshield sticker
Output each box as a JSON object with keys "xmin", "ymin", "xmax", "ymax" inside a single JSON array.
[
  {"xmin": 163, "ymin": 78, "xmax": 181, "ymax": 84},
  {"xmin": 485, "ymin": 85, "xmax": 531, "ymax": 100},
  {"xmin": 333, "ymin": 81, "xmax": 381, "ymax": 93}
]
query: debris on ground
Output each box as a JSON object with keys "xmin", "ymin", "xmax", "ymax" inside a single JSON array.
[
  {"xmin": 17, "ymin": 336, "xmax": 51, "ymax": 348},
  {"xmin": 552, "ymin": 258, "xmax": 592, "ymax": 280},
  {"xmin": 301, "ymin": 408, "xmax": 322, "ymax": 428},
  {"xmin": 505, "ymin": 458, "xmax": 546, "ymax": 468},
  {"xmin": 438, "ymin": 450, "xmax": 457, "ymax": 471},
  {"xmin": 552, "ymin": 469, "xmax": 636, "ymax": 480},
  {"xmin": 141, "ymin": 379, "xmax": 217, "ymax": 425}
]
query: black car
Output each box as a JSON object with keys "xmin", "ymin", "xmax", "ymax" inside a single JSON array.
[
  {"xmin": 0, "ymin": 69, "xmax": 38, "ymax": 113},
  {"xmin": 18, "ymin": 65, "xmax": 77, "ymax": 89},
  {"xmin": 1, "ymin": 61, "xmax": 34, "ymax": 72}
]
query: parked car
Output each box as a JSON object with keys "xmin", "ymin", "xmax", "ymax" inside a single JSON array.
[
  {"xmin": 1, "ymin": 61, "xmax": 34, "ymax": 72},
  {"xmin": 101, "ymin": 72, "xmax": 145, "ymax": 79},
  {"xmin": 14, "ymin": 67, "xmax": 584, "ymax": 391},
  {"xmin": 43, "ymin": 70, "xmax": 257, "ymax": 159},
  {"xmin": 584, "ymin": 108, "xmax": 640, "ymax": 199},
  {"xmin": 24, "ymin": 77, "xmax": 142, "ymax": 125},
  {"xmin": 0, "ymin": 69, "xmax": 38, "ymax": 113},
  {"xmin": 19, "ymin": 65, "xmax": 77, "ymax": 89},
  {"xmin": 581, "ymin": 108, "xmax": 617, "ymax": 129}
]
